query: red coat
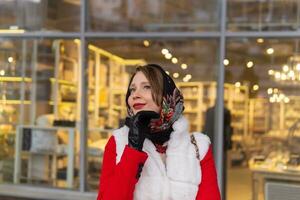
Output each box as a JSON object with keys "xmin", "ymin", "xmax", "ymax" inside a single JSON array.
[{"xmin": 97, "ymin": 135, "xmax": 221, "ymax": 200}]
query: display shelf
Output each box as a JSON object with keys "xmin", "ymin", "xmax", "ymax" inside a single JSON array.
[
  {"xmin": 0, "ymin": 77, "xmax": 32, "ymax": 82},
  {"xmin": 48, "ymin": 101, "xmax": 76, "ymax": 106},
  {"xmin": 49, "ymin": 78, "xmax": 76, "ymax": 86},
  {"xmin": 0, "ymin": 74, "xmax": 33, "ymax": 140},
  {"xmin": 283, "ymin": 96, "xmax": 300, "ymax": 132},
  {"xmin": 14, "ymin": 125, "xmax": 75, "ymax": 188},
  {"xmin": 248, "ymin": 98, "xmax": 269, "ymax": 135},
  {"xmin": 50, "ymin": 41, "xmax": 78, "ymax": 121},
  {"xmin": 177, "ymin": 81, "xmax": 249, "ymax": 136},
  {"xmin": 224, "ymin": 83, "xmax": 249, "ymax": 137},
  {"xmin": 0, "ymin": 100, "xmax": 31, "ymax": 105},
  {"xmin": 86, "ymin": 43, "xmax": 145, "ymax": 129},
  {"xmin": 177, "ymin": 82, "xmax": 204, "ymax": 132}
]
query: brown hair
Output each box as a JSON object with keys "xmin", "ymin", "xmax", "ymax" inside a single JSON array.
[{"xmin": 126, "ymin": 64, "xmax": 164, "ymax": 107}]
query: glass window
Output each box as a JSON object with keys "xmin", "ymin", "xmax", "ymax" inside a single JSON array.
[
  {"xmin": 87, "ymin": 0, "xmax": 219, "ymax": 32},
  {"xmin": 227, "ymin": 0, "xmax": 299, "ymax": 31},
  {"xmin": 86, "ymin": 39, "xmax": 219, "ymax": 190},
  {"xmin": 0, "ymin": 39, "xmax": 80, "ymax": 189},
  {"xmin": 0, "ymin": 0, "xmax": 80, "ymax": 32},
  {"xmin": 225, "ymin": 38, "xmax": 300, "ymax": 200}
]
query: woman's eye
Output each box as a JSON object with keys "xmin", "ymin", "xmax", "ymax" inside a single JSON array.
[
  {"xmin": 129, "ymin": 88, "xmax": 136, "ymax": 93},
  {"xmin": 144, "ymin": 85, "xmax": 151, "ymax": 90}
]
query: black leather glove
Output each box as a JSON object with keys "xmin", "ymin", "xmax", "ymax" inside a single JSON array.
[{"xmin": 126, "ymin": 111, "xmax": 160, "ymax": 151}]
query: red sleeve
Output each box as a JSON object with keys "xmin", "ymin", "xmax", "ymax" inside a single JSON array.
[
  {"xmin": 97, "ymin": 136, "xmax": 148, "ymax": 200},
  {"xmin": 196, "ymin": 145, "xmax": 221, "ymax": 200}
]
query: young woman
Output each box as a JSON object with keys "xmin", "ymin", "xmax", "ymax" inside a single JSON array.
[{"xmin": 97, "ymin": 64, "xmax": 221, "ymax": 200}]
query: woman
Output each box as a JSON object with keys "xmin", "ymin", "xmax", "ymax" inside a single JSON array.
[{"xmin": 97, "ymin": 64, "xmax": 220, "ymax": 200}]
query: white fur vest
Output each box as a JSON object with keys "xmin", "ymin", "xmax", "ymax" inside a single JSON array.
[{"xmin": 113, "ymin": 115, "xmax": 211, "ymax": 200}]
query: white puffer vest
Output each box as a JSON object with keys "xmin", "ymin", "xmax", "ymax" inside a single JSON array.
[{"xmin": 113, "ymin": 115, "xmax": 211, "ymax": 200}]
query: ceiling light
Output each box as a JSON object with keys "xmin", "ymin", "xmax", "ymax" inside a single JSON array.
[
  {"xmin": 268, "ymin": 70, "xmax": 274, "ymax": 75},
  {"xmin": 266, "ymin": 48, "xmax": 274, "ymax": 55},
  {"xmin": 181, "ymin": 63, "xmax": 188, "ymax": 69},
  {"xmin": 235, "ymin": 82, "xmax": 241, "ymax": 87},
  {"xmin": 74, "ymin": 39, "xmax": 80, "ymax": 43},
  {"xmin": 267, "ymin": 88, "xmax": 273, "ymax": 94},
  {"xmin": 8, "ymin": 57, "xmax": 14, "ymax": 63},
  {"xmin": 143, "ymin": 40, "xmax": 150, "ymax": 47},
  {"xmin": 247, "ymin": 61, "xmax": 254, "ymax": 68},
  {"xmin": 279, "ymin": 94, "xmax": 285, "ymax": 100},
  {"xmin": 0, "ymin": 70, "xmax": 5, "ymax": 76},
  {"xmin": 296, "ymin": 63, "xmax": 300, "ymax": 71},
  {"xmin": 284, "ymin": 97, "xmax": 290, "ymax": 103},
  {"xmin": 173, "ymin": 72, "xmax": 179, "ymax": 78},
  {"xmin": 288, "ymin": 70, "xmax": 295, "ymax": 78},
  {"xmin": 165, "ymin": 53, "xmax": 172, "ymax": 59},
  {"xmin": 161, "ymin": 49, "xmax": 169, "ymax": 55},
  {"xmin": 253, "ymin": 84, "xmax": 259, "ymax": 91},
  {"xmin": 283, "ymin": 65, "xmax": 289, "ymax": 72},
  {"xmin": 281, "ymin": 74, "xmax": 287, "ymax": 80},
  {"xmin": 257, "ymin": 38, "xmax": 264, "ymax": 43},
  {"xmin": 275, "ymin": 72, "xmax": 281, "ymax": 79},
  {"xmin": 0, "ymin": 29, "xmax": 25, "ymax": 33},
  {"xmin": 165, "ymin": 71, "xmax": 170, "ymax": 75},
  {"xmin": 171, "ymin": 57, "xmax": 178, "ymax": 64},
  {"xmin": 223, "ymin": 59, "xmax": 229, "ymax": 66}
]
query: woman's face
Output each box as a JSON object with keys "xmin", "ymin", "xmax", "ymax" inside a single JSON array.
[{"xmin": 127, "ymin": 71, "xmax": 161, "ymax": 115}]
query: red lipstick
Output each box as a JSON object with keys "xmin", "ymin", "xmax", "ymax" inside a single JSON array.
[{"xmin": 133, "ymin": 103, "xmax": 146, "ymax": 110}]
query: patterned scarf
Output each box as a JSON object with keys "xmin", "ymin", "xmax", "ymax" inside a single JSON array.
[{"xmin": 125, "ymin": 64, "xmax": 184, "ymax": 145}]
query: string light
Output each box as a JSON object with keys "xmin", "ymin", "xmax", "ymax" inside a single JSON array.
[
  {"xmin": 257, "ymin": 38, "xmax": 264, "ymax": 43},
  {"xmin": 253, "ymin": 84, "xmax": 259, "ymax": 91},
  {"xmin": 223, "ymin": 59, "xmax": 229, "ymax": 66},
  {"xmin": 143, "ymin": 40, "xmax": 150, "ymax": 47},
  {"xmin": 181, "ymin": 63, "xmax": 188, "ymax": 69},
  {"xmin": 161, "ymin": 49, "xmax": 169, "ymax": 55},
  {"xmin": 173, "ymin": 72, "xmax": 179, "ymax": 78},
  {"xmin": 8, "ymin": 57, "xmax": 13, "ymax": 63},
  {"xmin": 269, "ymin": 55, "xmax": 300, "ymax": 85},
  {"xmin": 247, "ymin": 61, "xmax": 254, "ymax": 68},
  {"xmin": 235, "ymin": 82, "xmax": 241, "ymax": 87},
  {"xmin": 0, "ymin": 70, "xmax": 5, "ymax": 76},
  {"xmin": 171, "ymin": 57, "xmax": 178, "ymax": 64},
  {"xmin": 165, "ymin": 53, "xmax": 172, "ymax": 59},
  {"xmin": 266, "ymin": 48, "xmax": 274, "ymax": 55},
  {"xmin": 268, "ymin": 89, "xmax": 289, "ymax": 103}
]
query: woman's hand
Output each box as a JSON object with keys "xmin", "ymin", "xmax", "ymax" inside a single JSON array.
[{"xmin": 126, "ymin": 111, "xmax": 160, "ymax": 151}]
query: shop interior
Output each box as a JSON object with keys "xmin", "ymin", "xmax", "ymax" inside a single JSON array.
[
  {"xmin": 1, "ymin": 0, "xmax": 300, "ymax": 200},
  {"xmin": 1, "ymin": 38, "xmax": 300, "ymax": 199}
]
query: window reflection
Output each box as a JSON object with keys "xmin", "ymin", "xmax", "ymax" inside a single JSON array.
[
  {"xmin": 227, "ymin": 0, "xmax": 299, "ymax": 31},
  {"xmin": 87, "ymin": 0, "xmax": 219, "ymax": 32},
  {"xmin": 0, "ymin": 0, "xmax": 80, "ymax": 32}
]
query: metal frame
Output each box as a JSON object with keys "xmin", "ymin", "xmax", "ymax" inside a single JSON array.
[
  {"xmin": 78, "ymin": 0, "xmax": 88, "ymax": 192},
  {"xmin": 215, "ymin": 0, "xmax": 227, "ymax": 198},
  {"xmin": 1, "ymin": 0, "xmax": 300, "ymax": 199}
]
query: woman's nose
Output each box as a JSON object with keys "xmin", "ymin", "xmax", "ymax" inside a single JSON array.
[{"xmin": 132, "ymin": 88, "xmax": 141, "ymax": 99}]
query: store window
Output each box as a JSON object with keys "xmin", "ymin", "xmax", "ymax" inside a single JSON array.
[
  {"xmin": 0, "ymin": 0, "xmax": 80, "ymax": 32},
  {"xmin": 227, "ymin": 0, "xmax": 299, "ymax": 31},
  {"xmin": 85, "ymin": 39, "xmax": 219, "ymax": 191},
  {"xmin": 0, "ymin": 39, "xmax": 79, "ymax": 189},
  {"xmin": 87, "ymin": 0, "xmax": 219, "ymax": 32},
  {"xmin": 225, "ymin": 38, "xmax": 300, "ymax": 200}
]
